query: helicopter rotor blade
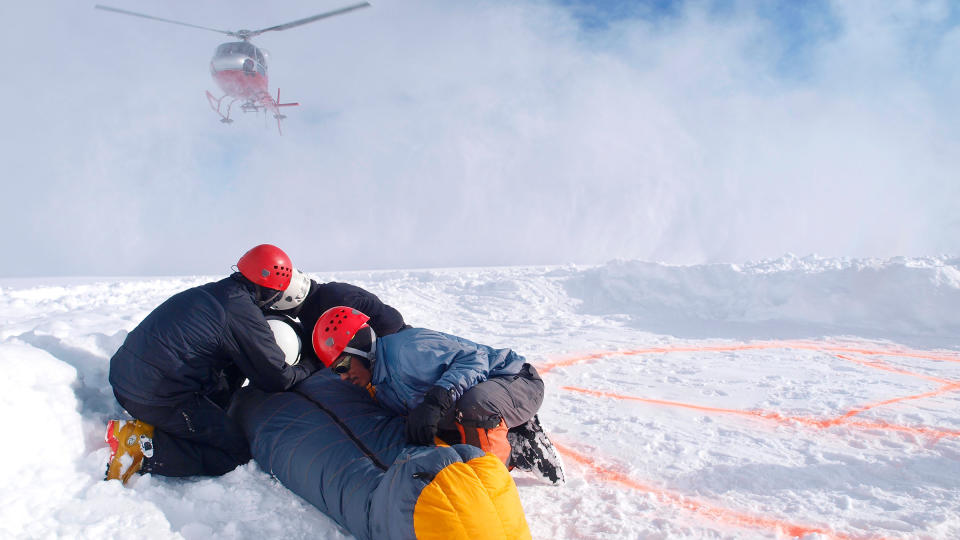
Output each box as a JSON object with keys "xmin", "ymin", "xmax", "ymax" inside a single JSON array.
[
  {"xmin": 94, "ymin": 5, "xmax": 236, "ymax": 37},
  {"xmin": 245, "ymin": 2, "xmax": 371, "ymax": 39}
]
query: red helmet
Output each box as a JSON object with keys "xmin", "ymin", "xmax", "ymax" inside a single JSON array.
[
  {"xmin": 312, "ymin": 306, "xmax": 370, "ymax": 367},
  {"xmin": 237, "ymin": 244, "xmax": 293, "ymax": 291}
]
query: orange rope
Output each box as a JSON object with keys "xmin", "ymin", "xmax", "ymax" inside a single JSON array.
[
  {"xmin": 547, "ymin": 341, "xmax": 960, "ymax": 440},
  {"xmin": 555, "ymin": 442, "xmax": 888, "ymax": 540},
  {"xmin": 561, "ymin": 385, "xmax": 960, "ymax": 439},
  {"xmin": 539, "ymin": 341, "xmax": 960, "ymax": 375},
  {"xmin": 543, "ymin": 340, "xmax": 958, "ymax": 537},
  {"xmin": 833, "ymin": 353, "xmax": 954, "ymax": 385}
]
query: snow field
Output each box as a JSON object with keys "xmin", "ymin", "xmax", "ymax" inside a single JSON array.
[
  {"xmin": 534, "ymin": 341, "xmax": 960, "ymax": 538},
  {"xmin": 0, "ymin": 255, "xmax": 958, "ymax": 539}
]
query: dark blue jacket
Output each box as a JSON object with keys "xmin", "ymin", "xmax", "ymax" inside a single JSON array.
[
  {"xmin": 109, "ymin": 275, "xmax": 315, "ymax": 407},
  {"xmin": 288, "ymin": 280, "xmax": 406, "ymax": 361}
]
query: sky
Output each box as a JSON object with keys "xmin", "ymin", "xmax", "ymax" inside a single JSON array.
[{"xmin": 1, "ymin": 0, "xmax": 958, "ymax": 277}]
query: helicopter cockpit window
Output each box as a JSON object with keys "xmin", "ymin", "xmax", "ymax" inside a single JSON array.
[
  {"xmin": 216, "ymin": 42, "xmax": 258, "ymax": 58},
  {"xmin": 212, "ymin": 42, "xmax": 266, "ymax": 74}
]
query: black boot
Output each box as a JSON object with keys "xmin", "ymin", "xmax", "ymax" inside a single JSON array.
[{"xmin": 507, "ymin": 415, "xmax": 565, "ymax": 485}]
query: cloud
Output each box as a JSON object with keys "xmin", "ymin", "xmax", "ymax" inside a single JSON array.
[{"xmin": 1, "ymin": 0, "xmax": 957, "ymax": 276}]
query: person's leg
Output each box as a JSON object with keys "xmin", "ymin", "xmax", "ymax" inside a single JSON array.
[
  {"xmin": 454, "ymin": 363, "xmax": 544, "ymax": 428},
  {"xmin": 119, "ymin": 394, "xmax": 251, "ymax": 477},
  {"xmin": 437, "ymin": 364, "xmax": 545, "ymax": 464}
]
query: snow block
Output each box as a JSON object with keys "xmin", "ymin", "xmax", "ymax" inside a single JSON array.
[{"xmin": 230, "ymin": 369, "xmax": 530, "ymax": 540}]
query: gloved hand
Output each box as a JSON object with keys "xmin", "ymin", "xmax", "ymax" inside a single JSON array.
[
  {"xmin": 297, "ymin": 355, "xmax": 320, "ymax": 375},
  {"xmin": 406, "ymin": 385, "xmax": 456, "ymax": 446}
]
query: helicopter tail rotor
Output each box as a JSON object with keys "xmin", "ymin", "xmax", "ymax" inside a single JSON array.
[{"xmin": 273, "ymin": 89, "xmax": 299, "ymax": 135}]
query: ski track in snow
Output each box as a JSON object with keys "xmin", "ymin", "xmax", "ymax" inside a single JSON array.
[{"xmin": 1, "ymin": 256, "xmax": 959, "ymax": 539}]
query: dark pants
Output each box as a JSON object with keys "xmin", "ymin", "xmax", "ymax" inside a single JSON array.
[
  {"xmin": 115, "ymin": 391, "xmax": 251, "ymax": 478},
  {"xmin": 439, "ymin": 363, "xmax": 544, "ymax": 433}
]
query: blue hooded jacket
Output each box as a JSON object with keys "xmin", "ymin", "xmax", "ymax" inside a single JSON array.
[{"xmin": 371, "ymin": 327, "xmax": 526, "ymax": 415}]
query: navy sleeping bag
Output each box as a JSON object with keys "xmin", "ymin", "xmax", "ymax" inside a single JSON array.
[{"xmin": 230, "ymin": 369, "xmax": 530, "ymax": 540}]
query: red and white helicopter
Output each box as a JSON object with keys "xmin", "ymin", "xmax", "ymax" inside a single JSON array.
[{"xmin": 95, "ymin": 3, "xmax": 370, "ymax": 133}]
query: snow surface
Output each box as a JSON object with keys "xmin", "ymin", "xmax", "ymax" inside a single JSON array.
[{"xmin": 1, "ymin": 255, "xmax": 959, "ymax": 539}]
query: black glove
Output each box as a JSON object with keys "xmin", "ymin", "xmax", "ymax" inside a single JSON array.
[
  {"xmin": 296, "ymin": 355, "xmax": 320, "ymax": 377},
  {"xmin": 406, "ymin": 386, "xmax": 455, "ymax": 446}
]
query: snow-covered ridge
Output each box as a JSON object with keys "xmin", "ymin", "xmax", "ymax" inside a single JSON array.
[
  {"xmin": 3, "ymin": 255, "xmax": 957, "ymax": 347},
  {"xmin": 564, "ymin": 255, "xmax": 960, "ymax": 345}
]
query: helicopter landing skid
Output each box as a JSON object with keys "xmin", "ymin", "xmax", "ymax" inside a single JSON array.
[{"xmin": 205, "ymin": 91, "xmax": 237, "ymax": 124}]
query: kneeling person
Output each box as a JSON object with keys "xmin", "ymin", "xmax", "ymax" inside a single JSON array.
[
  {"xmin": 105, "ymin": 245, "xmax": 319, "ymax": 484},
  {"xmin": 312, "ymin": 306, "xmax": 563, "ymax": 484}
]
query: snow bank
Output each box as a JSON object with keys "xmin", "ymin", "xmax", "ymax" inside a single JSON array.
[{"xmin": 564, "ymin": 255, "xmax": 960, "ymax": 345}]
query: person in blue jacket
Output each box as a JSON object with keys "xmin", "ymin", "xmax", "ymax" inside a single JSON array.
[
  {"xmin": 311, "ymin": 306, "xmax": 564, "ymax": 484},
  {"xmin": 267, "ymin": 268, "xmax": 407, "ymax": 360},
  {"xmin": 104, "ymin": 244, "xmax": 319, "ymax": 484}
]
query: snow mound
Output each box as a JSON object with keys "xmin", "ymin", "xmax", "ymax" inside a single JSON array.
[{"xmin": 564, "ymin": 255, "xmax": 960, "ymax": 345}]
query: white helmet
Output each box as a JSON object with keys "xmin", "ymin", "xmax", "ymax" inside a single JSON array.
[
  {"xmin": 270, "ymin": 268, "xmax": 311, "ymax": 311},
  {"xmin": 266, "ymin": 315, "xmax": 302, "ymax": 365}
]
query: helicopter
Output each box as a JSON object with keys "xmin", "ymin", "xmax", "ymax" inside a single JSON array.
[{"xmin": 95, "ymin": 3, "xmax": 370, "ymax": 133}]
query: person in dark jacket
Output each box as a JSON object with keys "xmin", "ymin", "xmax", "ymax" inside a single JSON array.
[
  {"xmin": 311, "ymin": 306, "xmax": 565, "ymax": 484},
  {"xmin": 105, "ymin": 244, "xmax": 318, "ymax": 484},
  {"xmin": 268, "ymin": 268, "xmax": 407, "ymax": 361}
]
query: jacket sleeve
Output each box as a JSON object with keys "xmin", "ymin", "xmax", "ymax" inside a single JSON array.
[
  {"xmin": 294, "ymin": 282, "xmax": 406, "ymax": 362},
  {"xmin": 227, "ymin": 300, "xmax": 313, "ymax": 392},
  {"xmin": 338, "ymin": 285, "xmax": 406, "ymax": 336},
  {"xmin": 432, "ymin": 342, "xmax": 490, "ymax": 401}
]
